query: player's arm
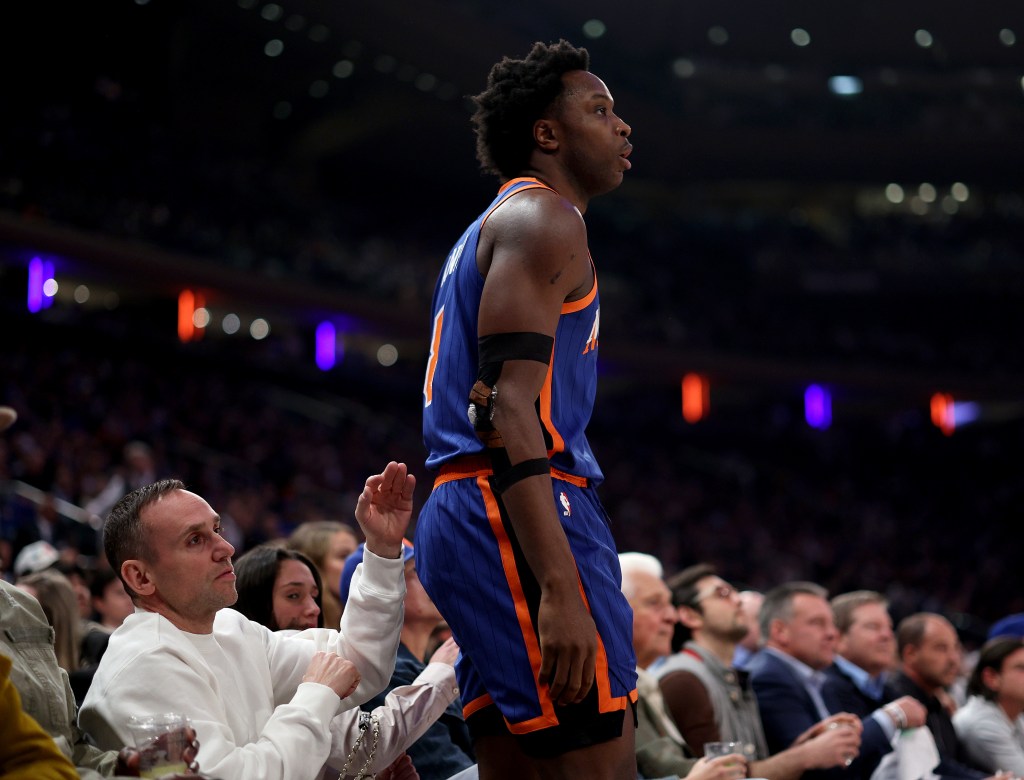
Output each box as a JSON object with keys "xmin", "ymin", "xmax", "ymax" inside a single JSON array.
[{"xmin": 476, "ymin": 191, "xmax": 596, "ymax": 706}]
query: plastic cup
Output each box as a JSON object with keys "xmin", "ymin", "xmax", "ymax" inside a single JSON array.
[
  {"xmin": 704, "ymin": 741, "xmax": 743, "ymax": 759},
  {"xmin": 127, "ymin": 713, "xmax": 191, "ymax": 779}
]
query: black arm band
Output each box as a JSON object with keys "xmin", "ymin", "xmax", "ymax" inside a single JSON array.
[
  {"xmin": 492, "ymin": 457, "xmax": 550, "ymax": 494},
  {"xmin": 478, "ymin": 332, "xmax": 553, "ymax": 385}
]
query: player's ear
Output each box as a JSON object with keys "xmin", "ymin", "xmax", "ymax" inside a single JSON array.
[{"xmin": 533, "ymin": 119, "xmax": 560, "ymax": 152}]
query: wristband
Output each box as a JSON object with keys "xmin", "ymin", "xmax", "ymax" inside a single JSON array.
[
  {"xmin": 492, "ymin": 457, "xmax": 550, "ymax": 493},
  {"xmin": 884, "ymin": 702, "xmax": 908, "ymax": 730}
]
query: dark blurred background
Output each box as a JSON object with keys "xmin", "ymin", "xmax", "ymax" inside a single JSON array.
[{"xmin": 2, "ymin": 0, "xmax": 1023, "ymax": 637}]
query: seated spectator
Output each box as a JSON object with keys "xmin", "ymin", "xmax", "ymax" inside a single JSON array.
[
  {"xmin": 234, "ymin": 544, "xmax": 324, "ymax": 630},
  {"xmin": 732, "ymin": 590, "xmax": 764, "ymax": 672},
  {"xmin": 54, "ymin": 559, "xmax": 95, "ymax": 623},
  {"xmin": 89, "ymin": 568, "xmax": 134, "ymax": 633},
  {"xmin": 288, "ymin": 520, "xmax": 359, "ymax": 632},
  {"xmin": 887, "ymin": 613, "xmax": 994, "ymax": 779},
  {"xmin": 1, "ymin": 406, "xmax": 202, "ymax": 779},
  {"xmin": 825, "ymin": 590, "xmax": 927, "ymax": 777},
  {"xmin": 77, "ymin": 569, "xmax": 137, "ymax": 702},
  {"xmin": 16, "ymin": 568, "xmax": 82, "ymax": 674},
  {"xmin": 0, "ymin": 578, "xmax": 200, "ymax": 778},
  {"xmin": 953, "ymin": 637, "xmax": 1024, "ymax": 775},
  {"xmin": 81, "ymin": 462, "xmax": 456, "ymax": 780},
  {"xmin": 340, "ymin": 540, "xmax": 475, "ymax": 780},
  {"xmin": 657, "ymin": 565, "xmax": 861, "ymax": 780},
  {"xmin": 618, "ymin": 553, "xmax": 747, "ymax": 780},
  {"xmin": 750, "ymin": 581, "xmax": 910, "ymax": 780},
  {"xmin": 1, "ymin": 650, "xmax": 78, "ymax": 779}
]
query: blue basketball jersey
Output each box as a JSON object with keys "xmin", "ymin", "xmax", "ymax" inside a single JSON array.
[{"xmin": 422, "ymin": 177, "xmax": 604, "ymax": 484}]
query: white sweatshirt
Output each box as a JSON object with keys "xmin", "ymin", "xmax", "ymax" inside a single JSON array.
[{"xmin": 80, "ymin": 550, "xmax": 460, "ymax": 780}]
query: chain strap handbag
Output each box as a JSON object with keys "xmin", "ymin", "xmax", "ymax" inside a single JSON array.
[{"xmin": 335, "ymin": 711, "xmax": 381, "ymax": 780}]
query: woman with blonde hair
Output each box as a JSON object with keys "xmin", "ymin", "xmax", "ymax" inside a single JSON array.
[{"xmin": 16, "ymin": 568, "xmax": 82, "ymax": 673}]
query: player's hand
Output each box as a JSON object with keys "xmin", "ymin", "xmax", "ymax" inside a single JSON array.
[
  {"xmin": 428, "ymin": 637, "xmax": 460, "ymax": 667},
  {"xmin": 302, "ymin": 650, "xmax": 361, "ymax": 699},
  {"xmin": 354, "ymin": 461, "xmax": 416, "ymax": 559},
  {"xmin": 537, "ymin": 587, "xmax": 597, "ymax": 706}
]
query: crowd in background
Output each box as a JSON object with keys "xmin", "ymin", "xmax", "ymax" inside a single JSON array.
[{"xmin": 3, "ymin": 311, "xmax": 1021, "ymax": 643}]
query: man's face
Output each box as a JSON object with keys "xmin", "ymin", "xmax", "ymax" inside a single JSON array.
[
  {"xmin": 837, "ymin": 601, "xmax": 896, "ymax": 677},
  {"xmin": 990, "ymin": 647, "xmax": 1024, "ymax": 707},
  {"xmin": 773, "ymin": 593, "xmax": 837, "ymax": 670},
  {"xmin": 94, "ymin": 577, "xmax": 135, "ymax": 628},
  {"xmin": 626, "ymin": 571, "xmax": 677, "ymax": 669},
  {"xmin": 135, "ymin": 489, "xmax": 237, "ymax": 631},
  {"xmin": 272, "ymin": 558, "xmax": 321, "ymax": 631},
  {"xmin": 737, "ymin": 591, "xmax": 764, "ymax": 650},
  {"xmin": 906, "ymin": 617, "xmax": 961, "ymax": 690},
  {"xmin": 689, "ymin": 577, "xmax": 749, "ymax": 644},
  {"xmin": 554, "ymin": 70, "xmax": 633, "ymax": 198}
]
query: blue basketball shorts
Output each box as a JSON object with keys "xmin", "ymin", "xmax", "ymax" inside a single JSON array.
[{"xmin": 414, "ymin": 455, "xmax": 638, "ymax": 758}]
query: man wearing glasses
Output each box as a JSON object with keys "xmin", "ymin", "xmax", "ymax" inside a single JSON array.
[{"xmin": 655, "ymin": 565, "xmax": 860, "ymax": 780}]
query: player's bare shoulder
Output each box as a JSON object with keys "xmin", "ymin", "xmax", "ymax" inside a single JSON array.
[{"xmin": 477, "ymin": 187, "xmax": 589, "ymax": 293}]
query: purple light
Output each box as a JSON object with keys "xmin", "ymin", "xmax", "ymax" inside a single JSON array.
[
  {"xmin": 952, "ymin": 401, "xmax": 980, "ymax": 426},
  {"xmin": 27, "ymin": 257, "xmax": 44, "ymax": 312},
  {"xmin": 43, "ymin": 260, "xmax": 55, "ymax": 308},
  {"xmin": 805, "ymin": 384, "xmax": 832, "ymax": 429},
  {"xmin": 316, "ymin": 321, "xmax": 336, "ymax": 371}
]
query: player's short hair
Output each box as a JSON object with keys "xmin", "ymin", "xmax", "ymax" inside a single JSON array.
[{"xmin": 471, "ymin": 39, "xmax": 590, "ymax": 180}]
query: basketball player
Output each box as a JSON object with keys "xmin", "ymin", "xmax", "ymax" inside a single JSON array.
[{"xmin": 416, "ymin": 40, "xmax": 636, "ymax": 779}]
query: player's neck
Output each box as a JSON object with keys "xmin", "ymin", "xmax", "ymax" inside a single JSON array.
[{"xmin": 518, "ymin": 166, "xmax": 589, "ymax": 214}]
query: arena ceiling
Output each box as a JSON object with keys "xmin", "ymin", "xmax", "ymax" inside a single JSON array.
[{"xmin": 8, "ymin": 0, "xmax": 1023, "ymax": 216}]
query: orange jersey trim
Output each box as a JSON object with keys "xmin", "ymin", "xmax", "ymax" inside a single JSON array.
[
  {"xmin": 538, "ymin": 357, "xmax": 564, "ymax": 457},
  {"xmin": 478, "ymin": 475, "xmax": 560, "ymax": 729},
  {"xmin": 433, "ymin": 455, "xmax": 588, "ymax": 490},
  {"xmin": 562, "ymin": 259, "xmax": 598, "ymax": 314},
  {"xmin": 481, "ymin": 178, "xmax": 554, "ymax": 231},
  {"xmin": 462, "ymin": 692, "xmax": 495, "ymax": 720}
]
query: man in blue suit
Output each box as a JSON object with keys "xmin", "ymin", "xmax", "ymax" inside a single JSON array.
[
  {"xmin": 824, "ymin": 591, "xmax": 928, "ymax": 777},
  {"xmin": 749, "ymin": 582, "xmax": 913, "ymax": 780}
]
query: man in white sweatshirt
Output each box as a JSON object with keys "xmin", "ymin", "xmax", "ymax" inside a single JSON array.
[{"xmin": 81, "ymin": 461, "xmax": 457, "ymax": 780}]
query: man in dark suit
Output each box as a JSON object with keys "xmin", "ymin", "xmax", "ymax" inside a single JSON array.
[
  {"xmin": 749, "ymin": 582, "xmax": 902, "ymax": 780},
  {"xmin": 888, "ymin": 613, "xmax": 995, "ymax": 780},
  {"xmin": 825, "ymin": 591, "xmax": 928, "ymax": 777}
]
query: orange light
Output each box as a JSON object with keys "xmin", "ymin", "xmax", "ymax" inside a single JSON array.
[
  {"xmin": 177, "ymin": 290, "xmax": 205, "ymax": 342},
  {"xmin": 930, "ymin": 392, "xmax": 955, "ymax": 436},
  {"xmin": 682, "ymin": 373, "xmax": 710, "ymax": 423},
  {"xmin": 178, "ymin": 290, "xmax": 194, "ymax": 342}
]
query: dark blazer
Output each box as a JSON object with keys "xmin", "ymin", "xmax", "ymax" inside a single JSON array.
[
  {"xmin": 886, "ymin": 671, "xmax": 986, "ymax": 780},
  {"xmin": 822, "ymin": 661, "xmax": 891, "ymax": 778},
  {"xmin": 749, "ymin": 650, "xmax": 892, "ymax": 780}
]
